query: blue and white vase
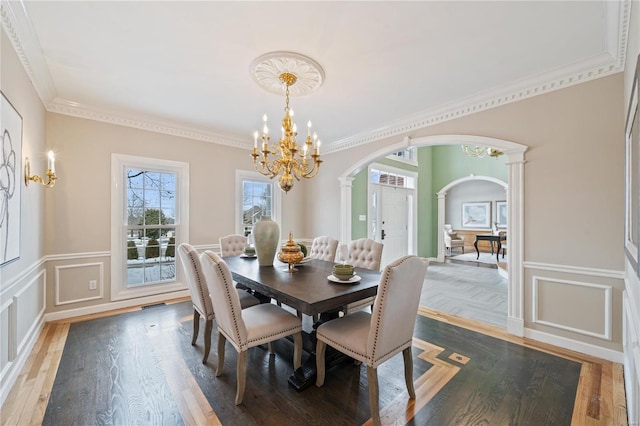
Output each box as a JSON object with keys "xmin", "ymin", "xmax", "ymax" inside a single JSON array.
[{"xmin": 252, "ymin": 216, "xmax": 280, "ymax": 266}]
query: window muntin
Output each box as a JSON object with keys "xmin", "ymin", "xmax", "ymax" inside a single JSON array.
[
  {"xmin": 370, "ymin": 168, "xmax": 415, "ymax": 189},
  {"xmin": 125, "ymin": 168, "xmax": 177, "ymax": 287}
]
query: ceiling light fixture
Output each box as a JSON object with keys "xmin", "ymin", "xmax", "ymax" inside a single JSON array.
[
  {"xmin": 461, "ymin": 145, "xmax": 504, "ymax": 158},
  {"xmin": 250, "ymin": 52, "xmax": 324, "ymax": 193}
]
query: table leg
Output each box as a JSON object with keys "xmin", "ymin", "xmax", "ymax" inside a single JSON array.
[
  {"xmin": 496, "ymin": 241, "xmax": 501, "ymax": 262},
  {"xmin": 288, "ymin": 309, "xmax": 352, "ymax": 392},
  {"xmin": 474, "ymin": 237, "xmax": 480, "ymax": 260}
]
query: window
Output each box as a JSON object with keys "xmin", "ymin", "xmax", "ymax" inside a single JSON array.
[
  {"xmin": 386, "ymin": 147, "xmax": 417, "ymax": 166},
  {"xmin": 236, "ymin": 171, "xmax": 280, "ymax": 236},
  {"xmin": 370, "ymin": 167, "xmax": 415, "ymax": 189},
  {"xmin": 125, "ymin": 169, "xmax": 176, "ymax": 287},
  {"xmin": 111, "ymin": 155, "xmax": 189, "ymax": 301}
]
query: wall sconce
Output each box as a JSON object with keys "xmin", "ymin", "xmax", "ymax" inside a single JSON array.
[{"xmin": 24, "ymin": 151, "xmax": 57, "ymax": 188}]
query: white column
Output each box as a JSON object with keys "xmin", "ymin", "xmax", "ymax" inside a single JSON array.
[
  {"xmin": 506, "ymin": 151, "xmax": 526, "ymax": 336},
  {"xmin": 436, "ymin": 191, "xmax": 447, "ymax": 262},
  {"xmin": 339, "ymin": 176, "xmax": 354, "ymax": 244}
]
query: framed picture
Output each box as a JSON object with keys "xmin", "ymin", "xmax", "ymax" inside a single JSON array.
[
  {"xmin": 496, "ymin": 201, "xmax": 507, "ymax": 228},
  {"xmin": 462, "ymin": 201, "xmax": 491, "ymax": 228},
  {"xmin": 624, "ymin": 53, "xmax": 640, "ymax": 275},
  {"xmin": 1, "ymin": 91, "xmax": 23, "ymax": 266}
]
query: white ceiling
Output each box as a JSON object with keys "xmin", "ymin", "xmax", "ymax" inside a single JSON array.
[{"xmin": 1, "ymin": 1, "xmax": 629, "ymax": 151}]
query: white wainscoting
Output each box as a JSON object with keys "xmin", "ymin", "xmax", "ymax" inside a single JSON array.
[
  {"xmin": 532, "ymin": 275, "xmax": 612, "ymax": 340},
  {"xmin": 54, "ymin": 262, "xmax": 104, "ymax": 305},
  {"xmin": 0, "ymin": 262, "xmax": 46, "ymax": 407},
  {"xmin": 523, "ymin": 261, "xmax": 624, "ymax": 364}
]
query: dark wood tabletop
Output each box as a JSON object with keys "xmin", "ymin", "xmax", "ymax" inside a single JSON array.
[{"xmin": 223, "ymin": 257, "xmax": 380, "ymax": 316}]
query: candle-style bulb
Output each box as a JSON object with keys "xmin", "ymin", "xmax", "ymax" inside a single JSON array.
[
  {"xmin": 289, "ymin": 109, "xmax": 294, "ymax": 117},
  {"xmin": 292, "ymin": 123, "xmax": 297, "ymax": 133},
  {"xmin": 307, "ymin": 120, "xmax": 312, "ymax": 137},
  {"xmin": 263, "ymin": 124, "xmax": 269, "ymax": 135},
  {"xmin": 253, "ymin": 131, "xmax": 258, "ymax": 148},
  {"xmin": 263, "ymin": 114, "xmax": 268, "ymax": 122},
  {"xmin": 47, "ymin": 150, "xmax": 55, "ymax": 173}
]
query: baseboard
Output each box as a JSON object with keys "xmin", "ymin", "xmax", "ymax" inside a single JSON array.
[
  {"xmin": 507, "ymin": 316, "xmax": 524, "ymax": 336},
  {"xmin": 43, "ymin": 290, "xmax": 190, "ymax": 322},
  {"xmin": 524, "ymin": 327, "xmax": 624, "ymax": 363},
  {"xmin": 0, "ymin": 317, "xmax": 44, "ymax": 407}
]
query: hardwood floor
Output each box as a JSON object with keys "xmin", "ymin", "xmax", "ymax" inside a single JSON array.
[{"xmin": 0, "ymin": 298, "xmax": 627, "ymax": 425}]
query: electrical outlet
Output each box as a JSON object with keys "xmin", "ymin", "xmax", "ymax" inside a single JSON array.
[{"xmin": 89, "ymin": 280, "xmax": 97, "ymax": 290}]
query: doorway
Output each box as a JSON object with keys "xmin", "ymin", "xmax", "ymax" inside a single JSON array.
[
  {"xmin": 367, "ymin": 163, "xmax": 417, "ymax": 268},
  {"xmin": 339, "ymin": 135, "xmax": 527, "ymax": 336}
]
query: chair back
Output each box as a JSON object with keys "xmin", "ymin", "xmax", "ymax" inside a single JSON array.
[
  {"xmin": 178, "ymin": 243, "xmax": 214, "ymax": 318},
  {"xmin": 308, "ymin": 236, "xmax": 339, "ymax": 262},
  {"xmin": 200, "ymin": 250, "xmax": 248, "ymax": 351},
  {"xmin": 219, "ymin": 234, "xmax": 247, "ymax": 257},
  {"xmin": 367, "ymin": 255, "xmax": 428, "ymax": 367},
  {"xmin": 347, "ymin": 238, "xmax": 383, "ymax": 271},
  {"xmin": 443, "ymin": 224, "xmax": 454, "ymax": 233}
]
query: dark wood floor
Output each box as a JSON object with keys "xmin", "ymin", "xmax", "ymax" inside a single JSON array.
[{"xmin": 2, "ymin": 299, "xmax": 627, "ymax": 425}]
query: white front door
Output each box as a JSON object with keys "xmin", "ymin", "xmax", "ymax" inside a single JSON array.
[{"xmin": 378, "ymin": 186, "xmax": 409, "ymax": 268}]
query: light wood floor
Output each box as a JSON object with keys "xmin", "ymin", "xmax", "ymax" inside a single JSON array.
[{"xmin": 0, "ymin": 298, "xmax": 628, "ymax": 425}]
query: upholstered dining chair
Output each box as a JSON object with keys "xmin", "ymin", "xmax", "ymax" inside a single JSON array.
[
  {"xmin": 443, "ymin": 224, "xmax": 465, "ymax": 255},
  {"xmin": 308, "ymin": 236, "xmax": 339, "ymax": 262},
  {"xmin": 219, "ymin": 234, "xmax": 247, "ymax": 256},
  {"xmin": 316, "ymin": 255, "xmax": 429, "ymax": 426},
  {"xmin": 200, "ymin": 250, "xmax": 303, "ymax": 405},
  {"xmin": 178, "ymin": 243, "xmax": 259, "ymax": 363},
  {"xmin": 342, "ymin": 238, "xmax": 384, "ymax": 314}
]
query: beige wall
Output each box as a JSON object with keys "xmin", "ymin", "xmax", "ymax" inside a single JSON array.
[
  {"xmin": 0, "ymin": 27, "xmax": 47, "ymax": 403},
  {"xmin": 311, "ymin": 74, "xmax": 623, "ymax": 269},
  {"xmin": 43, "ymin": 113, "xmax": 307, "ymax": 312},
  {"xmin": 307, "ymin": 73, "xmax": 625, "ymax": 356}
]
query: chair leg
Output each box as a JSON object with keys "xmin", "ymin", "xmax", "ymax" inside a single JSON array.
[
  {"xmin": 191, "ymin": 308, "xmax": 200, "ymax": 345},
  {"xmin": 367, "ymin": 366, "xmax": 381, "ymax": 426},
  {"xmin": 216, "ymin": 333, "xmax": 226, "ymax": 377},
  {"xmin": 268, "ymin": 341, "xmax": 275, "ymax": 354},
  {"xmin": 293, "ymin": 332, "xmax": 302, "ymax": 370},
  {"xmin": 236, "ymin": 350, "xmax": 248, "ymax": 405},
  {"xmin": 202, "ymin": 319, "xmax": 213, "ymax": 364},
  {"xmin": 315, "ymin": 340, "xmax": 327, "ymax": 387},
  {"xmin": 402, "ymin": 347, "xmax": 416, "ymax": 398}
]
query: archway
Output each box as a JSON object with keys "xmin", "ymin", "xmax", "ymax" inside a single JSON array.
[
  {"xmin": 436, "ymin": 175, "xmax": 508, "ymax": 263},
  {"xmin": 338, "ymin": 135, "xmax": 527, "ymax": 335}
]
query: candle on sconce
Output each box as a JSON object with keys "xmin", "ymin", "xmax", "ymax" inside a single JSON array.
[
  {"xmin": 317, "ymin": 140, "xmax": 321, "ymax": 155},
  {"xmin": 253, "ymin": 131, "xmax": 258, "ymax": 149},
  {"xmin": 47, "ymin": 151, "xmax": 55, "ymax": 173},
  {"xmin": 307, "ymin": 121, "xmax": 312, "ymax": 138}
]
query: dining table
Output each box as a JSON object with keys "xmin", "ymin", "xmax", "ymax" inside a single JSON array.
[{"xmin": 223, "ymin": 256, "xmax": 381, "ymax": 391}]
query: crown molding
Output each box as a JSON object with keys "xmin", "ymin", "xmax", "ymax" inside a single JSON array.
[
  {"xmin": 326, "ymin": 53, "xmax": 623, "ymax": 154},
  {"xmin": 3, "ymin": 0, "xmax": 631, "ymax": 154},
  {"xmin": 1, "ymin": 0, "xmax": 56, "ymax": 105},
  {"xmin": 48, "ymin": 98, "xmax": 250, "ymax": 149}
]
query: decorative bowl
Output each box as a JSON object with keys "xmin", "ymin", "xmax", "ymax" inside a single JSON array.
[{"xmin": 333, "ymin": 264, "xmax": 355, "ymax": 280}]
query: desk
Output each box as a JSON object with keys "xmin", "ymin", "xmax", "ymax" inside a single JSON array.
[
  {"xmin": 224, "ymin": 256, "xmax": 380, "ymax": 391},
  {"xmin": 474, "ymin": 234, "xmax": 506, "ymax": 262}
]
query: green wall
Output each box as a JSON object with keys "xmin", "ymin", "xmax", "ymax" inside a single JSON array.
[{"xmin": 351, "ymin": 146, "xmax": 506, "ymax": 257}]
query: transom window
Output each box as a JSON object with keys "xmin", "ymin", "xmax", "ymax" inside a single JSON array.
[{"xmin": 370, "ymin": 168, "xmax": 415, "ymax": 189}]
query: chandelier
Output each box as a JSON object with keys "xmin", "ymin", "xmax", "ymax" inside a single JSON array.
[
  {"xmin": 250, "ymin": 52, "xmax": 324, "ymax": 193},
  {"xmin": 461, "ymin": 145, "xmax": 504, "ymax": 158}
]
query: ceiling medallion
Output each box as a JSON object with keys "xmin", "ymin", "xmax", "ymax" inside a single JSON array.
[{"xmin": 250, "ymin": 51, "xmax": 325, "ymax": 97}]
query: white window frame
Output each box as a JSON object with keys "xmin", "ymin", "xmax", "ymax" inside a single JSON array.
[
  {"xmin": 385, "ymin": 147, "xmax": 418, "ymax": 166},
  {"xmin": 235, "ymin": 170, "xmax": 281, "ymax": 236},
  {"xmin": 111, "ymin": 154, "xmax": 189, "ymax": 301}
]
